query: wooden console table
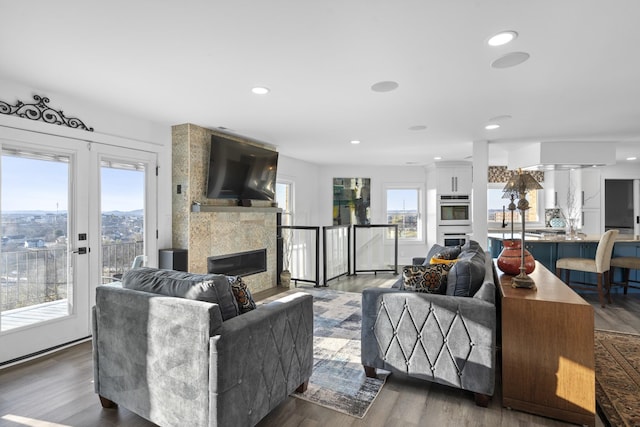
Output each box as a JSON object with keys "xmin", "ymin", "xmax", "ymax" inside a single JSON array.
[{"xmin": 497, "ymin": 261, "xmax": 595, "ymax": 427}]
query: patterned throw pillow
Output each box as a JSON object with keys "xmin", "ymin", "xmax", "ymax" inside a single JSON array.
[
  {"xmin": 228, "ymin": 276, "xmax": 257, "ymax": 314},
  {"xmin": 402, "ymin": 264, "xmax": 452, "ymax": 294}
]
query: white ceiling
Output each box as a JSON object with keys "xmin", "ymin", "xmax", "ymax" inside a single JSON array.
[{"xmin": 1, "ymin": 1, "xmax": 640, "ymax": 166}]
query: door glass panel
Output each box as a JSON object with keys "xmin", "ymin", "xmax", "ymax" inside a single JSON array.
[
  {"xmin": 100, "ymin": 160, "xmax": 145, "ymax": 283},
  {"xmin": 1, "ymin": 150, "xmax": 70, "ymax": 331}
]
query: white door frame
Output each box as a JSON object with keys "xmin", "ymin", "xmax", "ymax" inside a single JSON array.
[
  {"xmin": 0, "ymin": 132, "xmax": 91, "ymax": 364},
  {"xmin": 0, "ymin": 123, "xmax": 160, "ymax": 365},
  {"xmin": 88, "ymin": 145, "xmax": 158, "ymax": 307}
]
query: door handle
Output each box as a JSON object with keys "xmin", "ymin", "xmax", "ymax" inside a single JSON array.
[{"xmin": 73, "ymin": 247, "xmax": 88, "ymax": 255}]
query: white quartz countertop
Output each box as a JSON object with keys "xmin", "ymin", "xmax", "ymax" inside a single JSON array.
[{"xmin": 488, "ymin": 232, "xmax": 640, "ymax": 243}]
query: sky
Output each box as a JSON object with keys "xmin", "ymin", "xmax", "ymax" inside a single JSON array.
[
  {"xmin": 1, "ymin": 155, "xmax": 144, "ymax": 212},
  {"xmin": 387, "ymin": 189, "xmax": 418, "ymax": 211}
]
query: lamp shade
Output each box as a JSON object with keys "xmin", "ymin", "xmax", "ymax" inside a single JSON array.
[{"xmin": 502, "ymin": 169, "xmax": 543, "ymax": 195}]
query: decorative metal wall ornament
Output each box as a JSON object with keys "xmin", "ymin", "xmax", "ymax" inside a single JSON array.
[{"xmin": 0, "ymin": 94, "xmax": 94, "ymax": 131}]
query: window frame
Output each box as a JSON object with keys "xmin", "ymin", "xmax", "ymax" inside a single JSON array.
[
  {"xmin": 487, "ymin": 182, "xmax": 545, "ymax": 229},
  {"xmin": 384, "ymin": 184, "xmax": 424, "ymax": 242},
  {"xmin": 276, "ymin": 179, "xmax": 294, "ymax": 225}
]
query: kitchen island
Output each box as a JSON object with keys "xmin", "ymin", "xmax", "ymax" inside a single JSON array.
[{"xmin": 488, "ymin": 232, "xmax": 640, "ymax": 285}]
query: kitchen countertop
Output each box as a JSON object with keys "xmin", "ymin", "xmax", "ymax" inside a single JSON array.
[{"xmin": 488, "ymin": 231, "xmax": 640, "ymax": 243}]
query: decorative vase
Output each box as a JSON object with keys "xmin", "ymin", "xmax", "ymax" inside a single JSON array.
[
  {"xmin": 497, "ymin": 239, "xmax": 535, "ymax": 275},
  {"xmin": 549, "ymin": 217, "xmax": 565, "ymax": 228},
  {"xmin": 280, "ymin": 270, "xmax": 291, "ymax": 288},
  {"xmin": 566, "ymin": 218, "xmax": 578, "ymax": 238}
]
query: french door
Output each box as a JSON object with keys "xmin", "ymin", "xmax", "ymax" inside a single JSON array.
[{"xmin": 0, "ymin": 129, "xmax": 157, "ymax": 365}]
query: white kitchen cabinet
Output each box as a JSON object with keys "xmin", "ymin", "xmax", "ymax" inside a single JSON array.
[
  {"xmin": 581, "ymin": 209, "xmax": 601, "ymax": 234},
  {"xmin": 581, "ymin": 169, "xmax": 601, "ymax": 209},
  {"xmin": 436, "ymin": 165, "xmax": 472, "ymax": 195}
]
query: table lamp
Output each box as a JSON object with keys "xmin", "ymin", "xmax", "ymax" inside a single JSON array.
[{"xmin": 502, "ymin": 169, "xmax": 543, "ymax": 288}]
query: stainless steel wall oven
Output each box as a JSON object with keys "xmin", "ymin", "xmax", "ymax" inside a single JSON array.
[{"xmin": 438, "ymin": 195, "xmax": 471, "ymax": 226}]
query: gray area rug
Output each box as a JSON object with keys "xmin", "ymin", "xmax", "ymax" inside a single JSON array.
[{"xmin": 262, "ymin": 287, "xmax": 388, "ymax": 418}]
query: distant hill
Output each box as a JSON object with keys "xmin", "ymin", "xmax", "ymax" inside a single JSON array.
[
  {"xmin": 102, "ymin": 209, "xmax": 144, "ymax": 217},
  {"xmin": 3, "ymin": 209, "xmax": 143, "ymax": 216}
]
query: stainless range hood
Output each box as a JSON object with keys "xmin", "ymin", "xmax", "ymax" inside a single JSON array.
[{"xmin": 507, "ymin": 141, "xmax": 616, "ymax": 171}]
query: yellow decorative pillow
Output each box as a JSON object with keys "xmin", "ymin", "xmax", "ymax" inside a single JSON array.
[{"xmin": 430, "ymin": 257, "xmax": 459, "ymax": 266}]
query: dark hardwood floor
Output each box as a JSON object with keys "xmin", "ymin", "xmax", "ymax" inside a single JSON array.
[{"xmin": 1, "ymin": 272, "xmax": 637, "ymax": 427}]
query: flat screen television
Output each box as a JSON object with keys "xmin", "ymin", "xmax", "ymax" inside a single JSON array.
[{"xmin": 206, "ymin": 135, "xmax": 279, "ymax": 201}]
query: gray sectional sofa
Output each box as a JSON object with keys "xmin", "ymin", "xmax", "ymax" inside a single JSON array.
[
  {"xmin": 361, "ymin": 240, "xmax": 497, "ymax": 406},
  {"xmin": 92, "ymin": 268, "xmax": 313, "ymax": 427}
]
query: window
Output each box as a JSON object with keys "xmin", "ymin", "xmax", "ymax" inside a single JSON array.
[
  {"xmin": 487, "ymin": 183, "xmax": 542, "ymax": 226},
  {"xmin": 1, "ymin": 149, "xmax": 71, "ymax": 329},
  {"xmin": 100, "ymin": 159, "xmax": 146, "ymax": 283},
  {"xmin": 276, "ymin": 181, "xmax": 293, "ymax": 225},
  {"xmin": 386, "ymin": 187, "xmax": 422, "ymax": 240}
]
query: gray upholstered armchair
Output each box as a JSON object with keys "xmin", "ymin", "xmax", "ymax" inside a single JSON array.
[
  {"xmin": 92, "ymin": 269, "xmax": 313, "ymax": 427},
  {"xmin": 361, "ymin": 243, "xmax": 497, "ymax": 406}
]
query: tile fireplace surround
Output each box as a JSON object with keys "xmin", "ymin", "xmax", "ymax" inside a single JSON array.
[{"xmin": 171, "ymin": 123, "xmax": 279, "ymax": 293}]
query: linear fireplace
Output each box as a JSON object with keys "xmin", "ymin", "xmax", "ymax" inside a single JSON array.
[{"xmin": 207, "ymin": 249, "xmax": 267, "ymax": 277}]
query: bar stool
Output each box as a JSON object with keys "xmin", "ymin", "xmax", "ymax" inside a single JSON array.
[
  {"xmin": 610, "ymin": 256, "xmax": 640, "ymax": 294},
  {"xmin": 556, "ymin": 229, "xmax": 619, "ymax": 307}
]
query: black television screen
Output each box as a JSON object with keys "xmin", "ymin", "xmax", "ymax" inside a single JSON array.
[{"xmin": 206, "ymin": 135, "xmax": 278, "ymax": 201}]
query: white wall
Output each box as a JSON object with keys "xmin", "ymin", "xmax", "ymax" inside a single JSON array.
[
  {"xmin": 472, "ymin": 141, "xmax": 489, "ymax": 249},
  {"xmin": 600, "ymin": 162, "xmax": 640, "ymax": 179},
  {"xmin": 0, "ymin": 78, "xmax": 173, "ymax": 250},
  {"xmin": 277, "ymin": 155, "xmax": 322, "ymax": 226},
  {"xmin": 278, "ymin": 159, "xmax": 431, "ymax": 265}
]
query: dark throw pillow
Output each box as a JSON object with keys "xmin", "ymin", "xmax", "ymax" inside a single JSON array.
[
  {"xmin": 402, "ymin": 264, "xmax": 452, "ymax": 294},
  {"xmin": 446, "ymin": 242, "xmax": 486, "ymax": 297},
  {"xmin": 433, "ymin": 245, "xmax": 462, "ymax": 260},
  {"xmin": 423, "ymin": 244, "xmax": 446, "ymax": 265},
  {"xmin": 228, "ymin": 275, "xmax": 257, "ymax": 314},
  {"xmin": 122, "ymin": 267, "xmax": 240, "ymax": 320}
]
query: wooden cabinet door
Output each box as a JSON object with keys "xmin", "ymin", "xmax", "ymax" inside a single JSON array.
[{"xmin": 525, "ymin": 241, "xmax": 555, "ymax": 272}]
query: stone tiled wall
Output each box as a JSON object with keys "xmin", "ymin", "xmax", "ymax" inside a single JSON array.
[
  {"xmin": 488, "ymin": 166, "xmax": 544, "ymax": 183},
  {"xmin": 171, "ymin": 123, "xmax": 278, "ymax": 293}
]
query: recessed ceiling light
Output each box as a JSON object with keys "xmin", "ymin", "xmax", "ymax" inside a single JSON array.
[
  {"xmin": 627, "ymin": 156, "xmax": 637, "ymax": 161},
  {"xmin": 251, "ymin": 86, "xmax": 270, "ymax": 95},
  {"xmin": 491, "ymin": 52, "xmax": 530, "ymax": 69},
  {"xmin": 408, "ymin": 125, "xmax": 427, "ymax": 131},
  {"xmin": 371, "ymin": 81, "xmax": 399, "ymax": 92},
  {"xmin": 350, "ymin": 140, "xmax": 361, "ymax": 145},
  {"xmin": 485, "ymin": 124, "xmax": 500, "ymax": 130},
  {"xmin": 434, "ymin": 156, "xmax": 442, "ymax": 160},
  {"xmin": 488, "ymin": 31, "xmax": 518, "ymax": 47}
]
